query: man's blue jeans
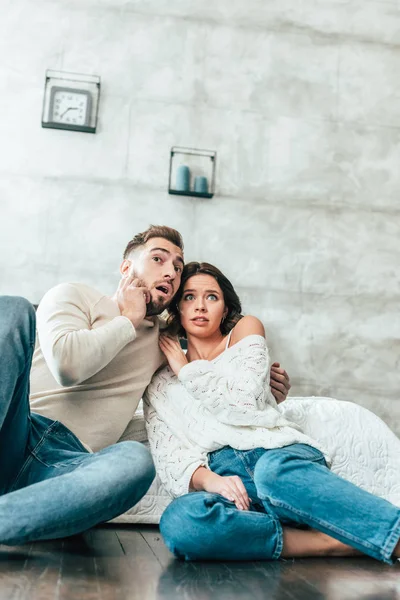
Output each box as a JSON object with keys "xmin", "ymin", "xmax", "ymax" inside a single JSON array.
[
  {"xmin": 160, "ymin": 445, "xmax": 400, "ymax": 564},
  {"xmin": 0, "ymin": 296, "xmax": 155, "ymax": 545}
]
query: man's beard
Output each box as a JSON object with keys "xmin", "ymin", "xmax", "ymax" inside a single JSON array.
[
  {"xmin": 145, "ymin": 294, "xmax": 171, "ymax": 316},
  {"xmin": 132, "ymin": 276, "xmax": 171, "ymax": 317}
]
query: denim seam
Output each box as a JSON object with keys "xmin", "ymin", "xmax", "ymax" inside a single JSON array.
[
  {"xmin": 29, "ymin": 420, "xmax": 60, "ymax": 457},
  {"xmin": 29, "ymin": 453, "xmax": 86, "ymax": 470},
  {"xmin": 234, "ymin": 449, "xmax": 256, "ymax": 481},
  {"xmin": 9, "ymin": 421, "xmax": 60, "ymax": 491},
  {"xmin": 31, "ymin": 446, "xmax": 91, "ymax": 469},
  {"xmin": 27, "ymin": 340, "xmax": 35, "ymax": 354},
  {"xmin": 258, "ymin": 492, "xmax": 389, "ymax": 562},
  {"xmin": 234, "ymin": 448, "xmax": 267, "ymax": 482},
  {"xmin": 381, "ymin": 512, "xmax": 400, "ymax": 563},
  {"xmin": 271, "ymin": 517, "xmax": 284, "ymax": 559},
  {"xmin": 9, "ymin": 453, "xmax": 34, "ymax": 493}
]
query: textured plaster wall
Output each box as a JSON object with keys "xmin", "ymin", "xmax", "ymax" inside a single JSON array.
[{"xmin": 1, "ymin": 0, "xmax": 399, "ymax": 432}]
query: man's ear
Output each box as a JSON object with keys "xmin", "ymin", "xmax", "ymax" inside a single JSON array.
[{"xmin": 120, "ymin": 259, "xmax": 131, "ymax": 278}]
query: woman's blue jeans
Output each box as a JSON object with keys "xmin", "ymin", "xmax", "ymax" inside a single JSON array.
[
  {"xmin": 0, "ymin": 296, "xmax": 155, "ymax": 545},
  {"xmin": 160, "ymin": 446, "xmax": 400, "ymax": 564}
]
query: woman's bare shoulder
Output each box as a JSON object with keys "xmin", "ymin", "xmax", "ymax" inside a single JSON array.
[{"xmin": 230, "ymin": 315, "xmax": 265, "ymax": 345}]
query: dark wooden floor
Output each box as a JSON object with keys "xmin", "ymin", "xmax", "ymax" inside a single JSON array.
[{"xmin": 0, "ymin": 525, "xmax": 399, "ymax": 600}]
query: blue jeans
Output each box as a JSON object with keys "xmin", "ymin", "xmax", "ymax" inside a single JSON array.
[
  {"xmin": 160, "ymin": 445, "xmax": 400, "ymax": 564},
  {"xmin": 0, "ymin": 296, "xmax": 155, "ymax": 545}
]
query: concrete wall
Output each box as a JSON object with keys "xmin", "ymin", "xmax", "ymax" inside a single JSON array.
[{"xmin": 1, "ymin": 0, "xmax": 399, "ymax": 432}]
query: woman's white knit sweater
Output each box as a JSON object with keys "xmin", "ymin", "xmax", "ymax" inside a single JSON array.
[{"xmin": 144, "ymin": 334, "xmax": 328, "ymax": 498}]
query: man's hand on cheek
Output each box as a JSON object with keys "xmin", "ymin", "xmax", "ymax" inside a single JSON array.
[
  {"xmin": 116, "ymin": 276, "xmax": 150, "ymax": 329},
  {"xmin": 270, "ymin": 362, "xmax": 291, "ymax": 404}
]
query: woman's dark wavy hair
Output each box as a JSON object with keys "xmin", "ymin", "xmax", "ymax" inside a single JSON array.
[{"xmin": 167, "ymin": 262, "xmax": 244, "ymax": 338}]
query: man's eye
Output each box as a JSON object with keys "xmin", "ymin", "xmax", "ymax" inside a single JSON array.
[
  {"xmin": 175, "ymin": 265, "xmax": 182, "ymax": 273},
  {"xmin": 152, "ymin": 256, "xmax": 162, "ymax": 263}
]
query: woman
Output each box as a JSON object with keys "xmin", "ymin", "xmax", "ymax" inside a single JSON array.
[{"xmin": 144, "ymin": 262, "xmax": 400, "ymax": 564}]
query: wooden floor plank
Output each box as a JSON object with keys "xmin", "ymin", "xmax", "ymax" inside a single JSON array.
[
  {"xmin": 1, "ymin": 527, "xmax": 400, "ymax": 600},
  {"xmin": 276, "ymin": 557, "xmax": 400, "ymax": 600},
  {"xmin": 136, "ymin": 525, "xmax": 174, "ymax": 569},
  {"xmin": 56, "ymin": 533, "xmax": 101, "ymax": 600},
  {"xmin": 85, "ymin": 528, "xmax": 149, "ymax": 600},
  {"xmin": 114, "ymin": 527, "xmax": 164, "ymax": 599},
  {"xmin": 155, "ymin": 559, "xmax": 297, "ymax": 600},
  {"xmin": 0, "ymin": 540, "xmax": 65, "ymax": 600},
  {"xmin": 125, "ymin": 525, "xmax": 296, "ymax": 600},
  {"xmin": 0, "ymin": 543, "xmax": 34, "ymax": 600}
]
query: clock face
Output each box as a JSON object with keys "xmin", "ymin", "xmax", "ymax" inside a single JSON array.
[{"xmin": 50, "ymin": 88, "xmax": 91, "ymax": 126}]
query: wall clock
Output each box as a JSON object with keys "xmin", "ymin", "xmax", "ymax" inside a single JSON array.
[{"xmin": 42, "ymin": 70, "xmax": 101, "ymax": 133}]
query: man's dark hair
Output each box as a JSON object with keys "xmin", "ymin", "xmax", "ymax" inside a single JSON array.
[{"xmin": 123, "ymin": 225, "xmax": 184, "ymax": 259}]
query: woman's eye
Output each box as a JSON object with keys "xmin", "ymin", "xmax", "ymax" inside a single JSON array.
[
  {"xmin": 184, "ymin": 294, "xmax": 194, "ymax": 301},
  {"xmin": 207, "ymin": 294, "xmax": 218, "ymax": 301}
]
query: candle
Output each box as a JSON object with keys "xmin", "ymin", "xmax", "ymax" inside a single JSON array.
[
  {"xmin": 194, "ymin": 176, "xmax": 208, "ymax": 194},
  {"xmin": 175, "ymin": 165, "xmax": 190, "ymax": 192}
]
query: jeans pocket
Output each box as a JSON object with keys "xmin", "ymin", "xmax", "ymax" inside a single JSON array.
[
  {"xmin": 208, "ymin": 446, "xmax": 232, "ymax": 471},
  {"xmin": 30, "ymin": 420, "xmax": 89, "ymax": 468},
  {"xmin": 285, "ymin": 443, "xmax": 327, "ymax": 466}
]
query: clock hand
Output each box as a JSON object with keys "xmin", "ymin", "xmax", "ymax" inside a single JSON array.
[{"xmin": 60, "ymin": 107, "xmax": 78, "ymax": 119}]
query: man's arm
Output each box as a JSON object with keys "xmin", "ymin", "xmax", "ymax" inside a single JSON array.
[{"xmin": 37, "ymin": 283, "xmax": 137, "ymax": 387}]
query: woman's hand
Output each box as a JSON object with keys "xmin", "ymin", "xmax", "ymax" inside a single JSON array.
[
  {"xmin": 191, "ymin": 467, "xmax": 250, "ymax": 511},
  {"xmin": 204, "ymin": 473, "xmax": 251, "ymax": 511},
  {"xmin": 270, "ymin": 362, "xmax": 291, "ymax": 403},
  {"xmin": 159, "ymin": 335, "xmax": 188, "ymax": 376}
]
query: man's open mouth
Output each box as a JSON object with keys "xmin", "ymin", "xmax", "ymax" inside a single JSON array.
[{"xmin": 155, "ymin": 285, "xmax": 171, "ymax": 297}]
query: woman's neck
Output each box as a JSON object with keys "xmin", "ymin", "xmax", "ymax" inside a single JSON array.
[{"xmin": 186, "ymin": 331, "xmax": 227, "ymax": 362}]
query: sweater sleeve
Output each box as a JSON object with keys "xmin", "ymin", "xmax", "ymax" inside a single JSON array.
[
  {"xmin": 177, "ymin": 336, "xmax": 280, "ymax": 427},
  {"xmin": 36, "ymin": 283, "xmax": 136, "ymax": 387},
  {"xmin": 143, "ymin": 390, "xmax": 207, "ymax": 498}
]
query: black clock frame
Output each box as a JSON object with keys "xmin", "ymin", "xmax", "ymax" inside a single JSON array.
[{"xmin": 43, "ymin": 86, "xmax": 93, "ymax": 133}]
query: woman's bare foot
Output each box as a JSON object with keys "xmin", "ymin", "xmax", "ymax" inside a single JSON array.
[
  {"xmin": 392, "ymin": 539, "xmax": 400, "ymax": 559},
  {"xmin": 281, "ymin": 527, "xmax": 363, "ymax": 558}
]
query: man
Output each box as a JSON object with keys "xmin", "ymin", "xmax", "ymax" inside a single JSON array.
[{"xmin": 0, "ymin": 225, "xmax": 290, "ymax": 545}]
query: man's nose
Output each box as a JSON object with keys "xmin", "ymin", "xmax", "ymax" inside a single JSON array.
[{"xmin": 163, "ymin": 262, "xmax": 176, "ymax": 280}]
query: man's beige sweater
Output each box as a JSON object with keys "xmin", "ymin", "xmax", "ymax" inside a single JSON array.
[{"xmin": 30, "ymin": 282, "xmax": 164, "ymax": 452}]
